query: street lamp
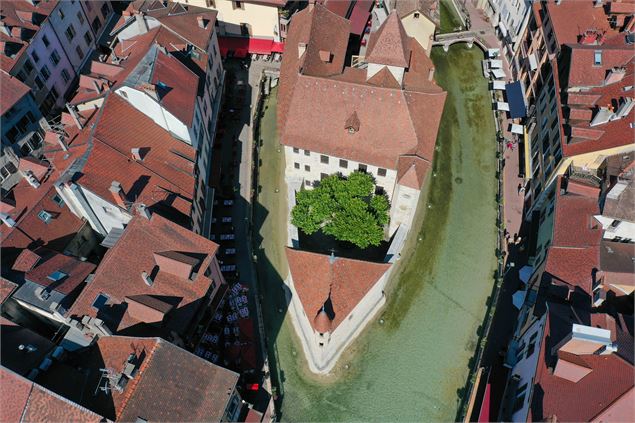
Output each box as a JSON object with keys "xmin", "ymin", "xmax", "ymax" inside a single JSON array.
[{"xmin": 504, "ymin": 261, "xmax": 515, "ymax": 277}]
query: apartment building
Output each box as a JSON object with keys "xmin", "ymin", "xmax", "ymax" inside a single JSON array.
[
  {"xmin": 392, "ymin": 0, "xmax": 440, "ymax": 51},
  {"xmin": 0, "ymin": 71, "xmax": 46, "ymax": 190},
  {"xmin": 178, "ymin": 0, "xmax": 300, "ymax": 56},
  {"xmin": 86, "ymin": 0, "xmax": 225, "ymax": 236},
  {"xmin": 499, "ymin": 175, "xmax": 634, "ymax": 422},
  {"xmin": 511, "ymin": 0, "xmax": 634, "ymax": 218},
  {"xmin": 0, "ymin": 1, "xmax": 114, "ymax": 114},
  {"xmin": 482, "ymin": 0, "xmax": 533, "ymax": 68},
  {"xmin": 278, "ymin": 4, "xmax": 446, "ymax": 236}
]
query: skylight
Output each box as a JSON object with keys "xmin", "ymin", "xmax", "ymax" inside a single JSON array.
[{"xmin": 47, "ymin": 271, "xmax": 68, "ymax": 282}]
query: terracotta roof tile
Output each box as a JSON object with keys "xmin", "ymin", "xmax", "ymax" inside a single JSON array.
[
  {"xmin": 286, "ymin": 248, "xmax": 390, "ymax": 332},
  {"xmin": 0, "ymin": 367, "xmax": 103, "ymax": 423},
  {"xmin": 151, "ymin": 51, "xmax": 198, "ymax": 125},
  {"xmin": 365, "ymin": 12, "xmax": 411, "ymax": 68},
  {"xmin": 0, "ymin": 277, "xmax": 17, "ymax": 304},
  {"xmin": 11, "ymin": 248, "xmax": 42, "ymax": 272},
  {"xmin": 394, "ymin": 0, "xmax": 440, "ymax": 25},
  {"xmin": 25, "ymin": 252, "xmax": 95, "ymax": 295},
  {"xmin": 0, "ymin": 70, "xmax": 30, "ymax": 114},
  {"xmin": 68, "ymin": 214, "xmax": 222, "ymax": 336},
  {"xmin": 545, "ymin": 246, "xmax": 599, "ymax": 295},
  {"xmin": 397, "ymin": 155, "xmax": 431, "ymax": 189},
  {"xmin": 551, "ymin": 179, "xmax": 602, "ymax": 248}
]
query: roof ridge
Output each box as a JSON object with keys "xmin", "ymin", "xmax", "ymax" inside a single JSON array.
[{"xmin": 115, "ymin": 338, "xmax": 160, "ymax": 420}]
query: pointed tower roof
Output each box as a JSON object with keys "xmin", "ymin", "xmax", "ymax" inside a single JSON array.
[
  {"xmin": 365, "ymin": 12, "xmax": 411, "ymax": 68},
  {"xmin": 397, "ymin": 155, "xmax": 431, "ymax": 189}
]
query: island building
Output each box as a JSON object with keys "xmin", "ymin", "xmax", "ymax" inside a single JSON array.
[
  {"xmin": 277, "ymin": 3, "xmax": 446, "ymax": 373},
  {"xmin": 278, "ymin": 3, "xmax": 446, "ymax": 237}
]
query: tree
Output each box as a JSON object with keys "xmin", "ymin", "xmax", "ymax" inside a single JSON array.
[{"xmin": 291, "ymin": 171, "xmax": 390, "ymax": 248}]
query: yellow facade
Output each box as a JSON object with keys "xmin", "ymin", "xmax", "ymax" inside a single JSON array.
[
  {"xmin": 178, "ymin": 0, "xmax": 280, "ymax": 40},
  {"xmin": 400, "ymin": 13, "xmax": 436, "ymax": 52}
]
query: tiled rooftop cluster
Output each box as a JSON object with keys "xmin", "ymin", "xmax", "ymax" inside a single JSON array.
[{"xmin": 0, "ymin": 2, "xmax": 244, "ymax": 422}]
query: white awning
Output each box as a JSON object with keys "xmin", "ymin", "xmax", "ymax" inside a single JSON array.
[
  {"xmin": 489, "ymin": 59, "xmax": 503, "ymax": 69},
  {"xmin": 510, "ymin": 123, "xmax": 525, "ymax": 134},
  {"xmin": 496, "ymin": 102, "xmax": 510, "ymax": 111},
  {"xmin": 488, "ymin": 48, "xmax": 500, "ymax": 59},
  {"xmin": 492, "ymin": 80, "xmax": 506, "ymax": 90},
  {"xmin": 528, "ymin": 52, "xmax": 538, "ymax": 71},
  {"xmin": 498, "ymin": 20, "xmax": 509, "ymax": 37},
  {"xmin": 491, "ymin": 68, "xmax": 506, "ymax": 79}
]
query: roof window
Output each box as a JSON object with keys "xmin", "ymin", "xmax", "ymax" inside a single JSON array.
[
  {"xmin": 47, "ymin": 271, "xmax": 67, "ymax": 282},
  {"xmin": 37, "ymin": 210, "xmax": 53, "ymax": 223},
  {"xmin": 92, "ymin": 293, "xmax": 109, "ymax": 309},
  {"xmin": 594, "ymin": 50, "xmax": 602, "ymax": 66}
]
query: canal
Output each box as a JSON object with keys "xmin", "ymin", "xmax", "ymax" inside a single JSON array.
[{"xmin": 254, "ymin": 43, "xmax": 498, "ymax": 421}]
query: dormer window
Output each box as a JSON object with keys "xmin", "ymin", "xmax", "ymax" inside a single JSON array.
[
  {"xmin": 345, "ymin": 111, "xmax": 360, "ymax": 134},
  {"xmin": 37, "ymin": 210, "xmax": 53, "ymax": 223}
]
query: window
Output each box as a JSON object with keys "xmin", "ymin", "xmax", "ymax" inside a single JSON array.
[
  {"xmin": 50, "ymin": 86, "xmax": 59, "ymax": 98},
  {"xmin": 42, "ymin": 35, "xmax": 50, "ymax": 47},
  {"xmin": 100, "ymin": 3, "xmax": 110, "ymax": 19},
  {"xmin": 320, "ymin": 173, "xmax": 328, "ymax": 180},
  {"xmin": 304, "ymin": 165, "xmax": 310, "ymax": 172},
  {"xmin": 52, "ymin": 194, "xmax": 65, "ymax": 207},
  {"xmin": 232, "ymin": 1, "xmax": 244, "ymax": 10},
  {"xmin": 594, "ymin": 50, "xmax": 602, "ymax": 66},
  {"xmin": 16, "ymin": 70, "xmax": 27, "ymax": 81},
  {"xmin": 58, "ymin": 9, "xmax": 65, "ymax": 19},
  {"xmin": 305, "ymin": 180, "xmax": 311, "ymax": 186},
  {"xmin": 92, "ymin": 293, "xmax": 109, "ymax": 309},
  {"xmin": 339, "ymin": 159, "xmax": 348, "ymax": 169},
  {"xmin": 34, "ymin": 75, "xmax": 44, "ymax": 90},
  {"xmin": 84, "ymin": 30, "xmax": 92, "ymax": 46},
  {"xmin": 525, "ymin": 333, "xmax": 538, "ymax": 358},
  {"xmin": 292, "ymin": 147, "xmax": 299, "ymax": 153},
  {"xmin": 76, "ymin": 10, "xmax": 85, "ymax": 24},
  {"xmin": 37, "ymin": 210, "xmax": 53, "ymax": 223},
  {"xmin": 304, "ymin": 149, "xmax": 310, "ymax": 156},
  {"xmin": 91, "ymin": 17, "xmax": 101, "ymax": 32},
  {"xmin": 32, "ymin": 51, "xmax": 40, "ymax": 63},
  {"xmin": 65, "ymin": 24, "xmax": 76, "ymax": 42},
  {"xmin": 24, "ymin": 59, "xmax": 34, "ymax": 73},
  {"xmin": 358, "ymin": 164, "xmax": 367, "ymax": 172},
  {"xmin": 40, "ymin": 65, "xmax": 51, "ymax": 80},
  {"xmin": 75, "ymin": 45, "xmax": 84, "ymax": 60},
  {"xmin": 512, "ymin": 384, "xmax": 528, "ymax": 413},
  {"xmin": 414, "ymin": 12, "xmax": 420, "ymax": 18},
  {"xmin": 49, "ymin": 50, "xmax": 60, "ymax": 66},
  {"xmin": 320, "ymin": 155, "xmax": 329, "ymax": 164},
  {"xmin": 294, "ymin": 162, "xmax": 300, "ymax": 169},
  {"xmin": 61, "ymin": 69, "xmax": 71, "ymax": 83},
  {"xmin": 377, "ymin": 168, "xmax": 386, "ymax": 177},
  {"xmin": 47, "ymin": 271, "xmax": 67, "ymax": 282}
]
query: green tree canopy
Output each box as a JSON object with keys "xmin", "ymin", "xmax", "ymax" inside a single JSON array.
[{"xmin": 291, "ymin": 171, "xmax": 390, "ymax": 249}]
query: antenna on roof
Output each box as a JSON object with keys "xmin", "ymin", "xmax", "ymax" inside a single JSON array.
[
  {"xmin": 328, "ymin": 248, "xmax": 336, "ymax": 264},
  {"xmin": 94, "ymin": 368, "xmax": 122, "ymax": 396}
]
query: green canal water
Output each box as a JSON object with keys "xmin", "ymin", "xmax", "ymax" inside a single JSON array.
[{"xmin": 256, "ymin": 44, "xmax": 498, "ymax": 422}]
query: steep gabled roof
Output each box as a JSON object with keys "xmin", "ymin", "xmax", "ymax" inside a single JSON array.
[
  {"xmin": 0, "ymin": 70, "xmax": 30, "ymax": 115},
  {"xmin": 286, "ymin": 248, "xmax": 390, "ymax": 332},
  {"xmin": 365, "ymin": 12, "xmax": 411, "ymax": 68}
]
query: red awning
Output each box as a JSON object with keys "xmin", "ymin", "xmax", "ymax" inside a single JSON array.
[
  {"xmin": 477, "ymin": 383, "xmax": 491, "ymax": 422},
  {"xmin": 218, "ymin": 37, "xmax": 285, "ymax": 58},
  {"xmin": 349, "ymin": 0, "xmax": 373, "ymax": 35}
]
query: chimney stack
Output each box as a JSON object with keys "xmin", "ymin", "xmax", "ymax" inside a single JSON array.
[
  {"xmin": 197, "ymin": 16, "xmax": 207, "ymax": 29},
  {"xmin": 135, "ymin": 13, "xmax": 148, "ymax": 34},
  {"xmin": 136, "ymin": 203, "xmax": 152, "ymax": 220},
  {"xmin": 0, "ymin": 212, "xmax": 16, "ymax": 227},
  {"xmin": 22, "ymin": 170, "xmax": 40, "ymax": 188},
  {"xmin": 131, "ymin": 147, "xmax": 145, "ymax": 161},
  {"xmin": 109, "ymin": 181, "xmax": 128, "ymax": 209},
  {"xmin": 65, "ymin": 104, "xmax": 84, "ymax": 130},
  {"xmin": 142, "ymin": 271, "xmax": 154, "ymax": 286},
  {"xmin": 141, "ymin": 83, "xmax": 159, "ymax": 101},
  {"xmin": 428, "ymin": 67, "xmax": 435, "ymax": 81}
]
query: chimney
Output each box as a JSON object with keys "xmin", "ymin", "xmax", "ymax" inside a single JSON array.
[
  {"xmin": 0, "ymin": 212, "xmax": 16, "ymax": 227},
  {"xmin": 109, "ymin": 181, "xmax": 127, "ymax": 208},
  {"xmin": 141, "ymin": 83, "xmax": 159, "ymax": 101},
  {"xmin": 141, "ymin": 271, "xmax": 154, "ymax": 286},
  {"xmin": 298, "ymin": 42, "xmax": 307, "ymax": 58},
  {"xmin": 197, "ymin": 16, "xmax": 207, "ymax": 29},
  {"xmin": 45, "ymin": 130, "xmax": 68, "ymax": 151},
  {"xmin": 131, "ymin": 147, "xmax": 145, "ymax": 161},
  {"xmin": 308, "ymin": 0, "xmax": 315, "ymax": 11},
  {"xmin": 428, "ymin": 67, "xmax": 435, "ymax": 81},
  {"xmin": 136, "ymin": 203, "xmax": 152, "ymax": 219},
  {"xmin": 65, "ymin": 104, "xmax": 84, "ymax": 130},
  {"xmin": 319, "ymin": 50, "xmax": 332, "ymax": 63},
  {"xmin": 135, "ymin": 13, "xmax": 148, "ymax": 34},
  {"xmin": 604, "ymin": 67, "xmax": 626, "ymax": 86},
  {"xmin": 594, "ymin": 0, "xmax": 603, "ymax": 7},
  {"xmin": 22, "ymin": 170, "xmax": 40, "ymax": 188}
]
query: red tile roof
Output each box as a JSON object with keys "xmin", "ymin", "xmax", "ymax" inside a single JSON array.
[
  {"xmin": 11, "ymin": 248, "xmax": 42, "ymax": 272},
  {"xmin": 0, "ymin": 175, "xmax": 85, "ymax": 261},
  {"xmin": 68, "ymin": 213, "xmax": 222, "ymax": 336},
  {"xmin": 567, "ymin": 47, "xmax": 634, "ymax": 88},
  {"xmin": 365, "ymin": 12, "xmax": 411, "ymax": 68},
  {"xmin": 0, "ymin": 70, "xmax": 30, "ymax": 115},
  {"xmin": 394, "ymin": 0, "xmax": 440, "ymax": 25},
  {"xmin": 279, "ymin": 4, "xmax": 446, "ymax": 171},
  {"xmin": 397, "ymin": 155, "xmax": 431, "ymax": 189},
  {"xmin": 531, "ymin": 305, "xmax": 635, "ymax": 422},
  {"xmin": 46, "ymin": 94, "xmax": 196, "ymax": 218},
  {"xmin": 286, "ymin": 248, "xmax": 390, "ymax": 332},
  {"xmin": 0, "ymin": 366, "xmax": 103, "ymax": 423},
  {"xmin": 25, "ymin": 252, "xmax": 95, "ymax": 295},
  {"xmin": 0, "ymin": 277, "xmax": 17, "ymax": 304},
  {"xmin": 151, "ymin": 51, "xmax": 198, "ymax": 125},
  {"xmin": 551, "ymin": 178, "xmax": 602, "ymax": 249},
  {"xmin": 544, "ymin": 246, "xmax": 599, "ymax": 295},
  {"xmin": 545, "ymin": 1, "xmax": 615, "ymax": 47}
]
